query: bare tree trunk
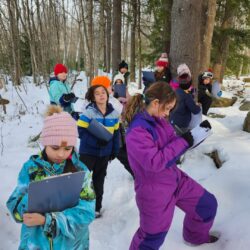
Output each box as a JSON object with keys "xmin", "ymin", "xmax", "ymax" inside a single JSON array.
[
  {"xmin": 79, "ymin": 0, "xmax": 94, "ymax": 83},
  {"xmin": 237, "ymin": 57, "xmax": 244, "ymax": 79},
  {"xmin": 41, "ymin": 0, "xmax": 52, "ymax": 73},
  {"xmin": 87, "ymin": 0, "xmax": 94, "ymax": 81},
  {"xmin": 36, "ymin": 0, "xmax": 47, "ymax": 79},
  {"xmin": 73, "ymin": 2, "xmax": 84, "ymax": 71},
  {"xmin": 162, "ymin": 0, "xmax": 173, "ymax": 53},
  {"xmin": 105, "ymin": 1, "xmax": 112, "ymax": 73},
  {"xmin": 137, "ymin": 0, "xmax": 142, "ymax": 88},
  {"xmin": 213, "ymin": 0, "xmax": 236, "ymax": 82},
  {"xmin": 200, "ymin": 0, "xmax": 217, "ymax": 72},
  {"xmin": 130, "ymin": 0, "xmax": 137, "ymax": 82},
  {"xmin": 75, "ymin": 33, "xmax": 81, "ymax": 71},
  {"xmin": 21, "ymin": 0, "xmax": 40, "ymax": 84},
  {"xmin": 7, "ymin": 0, "xmax": 22, "ymax": 85},
  {"xmin": 62, "ymin": 0, "xmax": 68, "ymax": 65},
  {"xmin": 103, "ymin": 15, "xmax": 107, "ymax": 71},
  {"xmin": 100, "ymin": 0, "xmax": 106, "ymax": 71},
  {"xmin": 49, "ymin": 0, "xmax": 60, "ymax": 62},
  {"xmin": 112, "ymin": 0, "xmax": 122, "ymax": 77},
  {"xmin": 123, "ymin": 2, "xmax": 130, "ymax": 62},
  {"xmin": 170, "ymin": 0, "xmax": 202, "ymax": 89}
]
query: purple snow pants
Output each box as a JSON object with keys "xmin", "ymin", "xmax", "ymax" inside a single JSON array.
[{"xmin": 129, "ymin": 168, "xmax": 218, "ymax": 250}]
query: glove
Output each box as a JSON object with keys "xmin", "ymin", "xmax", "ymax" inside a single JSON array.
[
  {"xmin": 71, "ymin": 111, "xmax": 80, "ymax": 121},
  {"xmin": 63, "ymin": 93, "xmax": 76, "ymax": 102},
  {"xmin": 109, "ymin": 153, "xmax": 117, "ymax": 163},
  {"xmin": 181, "ymin": 131, "xmax": 194, "ymax": 147},
  {"xmin": 200, "ymin": 120, "xmax": 212, "ymax": 130}
]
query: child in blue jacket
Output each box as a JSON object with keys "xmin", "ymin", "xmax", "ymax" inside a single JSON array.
[
  {"xmin": 6, "ymin": 106, "xmax": 95, "ymax": 250},
  {"xmin": 49, "ymin": 63, "xmax": 76, "ymax": 114},
  {"xmin": 77, "ymin": 85, "xmax": 120, "ymax": 218}
]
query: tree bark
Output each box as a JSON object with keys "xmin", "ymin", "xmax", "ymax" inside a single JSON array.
[
  {"xmin": 36, "ymin": 0, "xmax": 47, "ymax": 78},
  {"xmin": 7, "ymin": 0, "xmax": 21, "ymax": 85},
  {"xmin": 200, "ymin": 0, "xmax": 217, "ymax": 72},
  {"xmin": 62, "ymin": 0, "xmax": 68, "ymax": 65},
  {"xmin": 87, "ymin": 0, "xmax": 94, "ymax": 82},
  {"xmin": 162, "ymin": 0, "xmax": 173, "ymax": 53},
  {"xmin": 213, "ymin": 0, "xmax": 237, "ymax": 82},
  {"xmin": 100, "ymin": 0, "xmax": 106, "ymax": 71},
  {"xmin": 79, "ymin": 0, "xmax": 94, "ymax": 84},
  {"xmin": 130, "ymin": 0, "xmax": 137, "ymax": 82},
  {"xmin": 104, "ymin": 0, "xmax": 112, "ymax": 73},
  {"xmin": 112, "ymin": 0, "xmax": 122, "ymax": 77},
  {"xmin": 137, "ymin": 0, "xmax": 142, "ymax": 88},
  {"xmin": 123, "ymin": 4, "xmax": 130, "ymax": 62},
  {"xmin": 169, "ymin": 0, "xmax": 202, "ymax": 89}
]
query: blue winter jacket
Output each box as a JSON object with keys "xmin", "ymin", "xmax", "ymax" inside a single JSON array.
[
  {"xmin": 77, "ymin": 103, "xmax": 120, "ymax": 157},
  {"xmin": 6, "ymin": 151, "xmax": 95, "ymax": 250},
  {"xmin": 170, "ymin": 88, "xmax": 201, "ymax": 129},
  {"xmin": 48, "ymin": 77, "xmax": 73, "ymax": 113}
]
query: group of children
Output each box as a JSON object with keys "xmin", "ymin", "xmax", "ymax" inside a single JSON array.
[{"xmin": 7, "ymin": 56, "xmax": 219, "ymax": 250}]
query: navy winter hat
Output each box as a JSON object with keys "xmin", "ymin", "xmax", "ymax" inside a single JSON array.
[{"xmin": 119, "ymin": 60, "xmax": 128, "ymax": 70}]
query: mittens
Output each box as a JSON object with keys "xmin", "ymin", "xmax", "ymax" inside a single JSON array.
[
  {"xmin": 200, "ymin": 120, "xmax": 212, "ymax": 129},
  {"xmin": 71, "ymin": 111, "xmax": 80, "ymax": 121},
  {"xmin": 181, "ymin": 131, "xmax": 194, "ymax": 147},
  {"xmin": 63, "ymin": 93, "xmax": 76, "ymax": 102}
]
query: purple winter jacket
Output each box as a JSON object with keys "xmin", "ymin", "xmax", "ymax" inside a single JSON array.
[{"xmin": 126, "ymin": 111, "xmax": 189, "ymax": 233}]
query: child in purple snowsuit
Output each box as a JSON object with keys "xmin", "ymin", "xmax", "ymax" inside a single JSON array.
[{"xmin": 125, "ymin": 82, "xmax": 218, "ymax": 250}]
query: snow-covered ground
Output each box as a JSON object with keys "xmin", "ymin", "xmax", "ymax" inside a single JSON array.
[{"xmin": 1, "ymin": 76, "xmax": 250, "ymax": 250}]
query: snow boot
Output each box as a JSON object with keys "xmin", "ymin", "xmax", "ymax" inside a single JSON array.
[{"xmin": 184, "ymin": 231, "xmax": 220, "ymax": 247}]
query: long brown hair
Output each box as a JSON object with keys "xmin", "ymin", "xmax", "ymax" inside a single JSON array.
[{"xmin": 124, "ymin": 82, "xmax": 176, "ymax": 124}]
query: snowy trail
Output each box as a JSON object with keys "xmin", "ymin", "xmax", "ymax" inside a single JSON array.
[{"xmin": 1, "ymin": 78, "xmax": 250, "ymax": 250}]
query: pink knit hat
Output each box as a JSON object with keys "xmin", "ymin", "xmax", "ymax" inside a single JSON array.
[
  {"xmin": 40, "ymin": 106, "xmax": 78, "ymax": 147},
  {"xmin": 177, "ymin": 63, "xmax": 191, "ymax": 77}
]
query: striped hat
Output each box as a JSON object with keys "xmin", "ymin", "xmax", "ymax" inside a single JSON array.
[{"xmin": 156, "ymin": 53, "xmax": 169, "ymax": 68}]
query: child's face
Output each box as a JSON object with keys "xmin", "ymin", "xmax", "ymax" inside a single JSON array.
[
  {"xmin": 156, "ymin": 66, "xmax": 164, "ymax": 72},
  {"xmin": 45, "ymin": 145, "xmax": 73, "ymax": 164},
  {"xmin": 57, "ymin": 72, "xmax": 67, "ymax": 81},
  {"xmin": 94, "ymin": 87, "xmax": 108, "ymax": 105},
  {"xmin": 150, "ymin": 99, "xmax": 176, "ymax": 118},
  {"xmin": 115, "ymin": 79, "xmax": 123, "ymax": 85},
  {"xmin": 120, "ymin": 68, "xmax": 128, "ymax": 74},
  {"xmin": 203, "ymin": 78, "xmax": 212, "ymax": 85}
]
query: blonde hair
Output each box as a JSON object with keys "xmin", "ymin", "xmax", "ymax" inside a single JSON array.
[{"xmin": 44, "ymin": 105, "xmax": 63, "ymax": 117}]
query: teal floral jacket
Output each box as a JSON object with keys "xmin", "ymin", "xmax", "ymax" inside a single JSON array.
[{"xmin": 6, "ymin": 151, "xmax": 95, "ymax": 250}]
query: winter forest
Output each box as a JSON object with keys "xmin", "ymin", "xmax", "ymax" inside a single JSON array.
[{"xmin": 0, "ymin": 0, "xmax": 250, "ymax": 250}]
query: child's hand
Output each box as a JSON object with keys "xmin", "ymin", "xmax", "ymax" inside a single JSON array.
[{"xmin": 23, "ymin": 213, "xmax": 45, "ymax": 227}]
